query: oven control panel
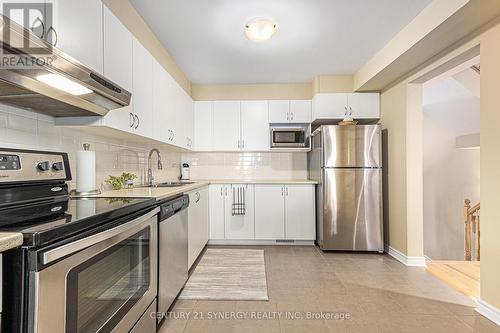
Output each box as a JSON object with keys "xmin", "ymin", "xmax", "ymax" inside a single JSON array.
[{"xmin": 0, "ymin": 149, "xmax": 71, "ymax": 183}]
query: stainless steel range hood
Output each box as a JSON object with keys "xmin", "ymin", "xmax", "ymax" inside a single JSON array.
[{"xmin": 0, "ymin": 15, "xmax": 131, "ymax": 117}]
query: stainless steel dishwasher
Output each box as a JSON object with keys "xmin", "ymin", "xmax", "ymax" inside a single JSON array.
[{"xmin": 157, "ymin": 195, "xmax": 189, "ymax": 322}]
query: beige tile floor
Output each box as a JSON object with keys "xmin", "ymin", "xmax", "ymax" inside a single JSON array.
[{"xmin": 158, "ymin": 246, "xmax": 500, "ymax": 333}]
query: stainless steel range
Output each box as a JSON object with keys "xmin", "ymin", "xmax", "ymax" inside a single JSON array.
[{"xmin": 0, "ymin": 148, "xmax": 158, "ymax": 333}]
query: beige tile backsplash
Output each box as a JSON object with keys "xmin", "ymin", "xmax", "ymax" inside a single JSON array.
[
  {"xmin": 0, "ymin": 104, "xmax": 181, "ymax": 190},
  {"xmin": 0, "ymin": 104, "xmax": 309, "ymax": 188},
  {"xmin": 182, "ymin": 152, "xmax": 308, "ymax": 180}
]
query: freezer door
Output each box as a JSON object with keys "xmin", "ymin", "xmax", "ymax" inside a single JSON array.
[
  {"xmin": 322, "ymin": 125, "xmax": 381, "ymax": 168},
  {"xmin": 322, "ymin": 168, "xmax": 383, "ymax": 251}
]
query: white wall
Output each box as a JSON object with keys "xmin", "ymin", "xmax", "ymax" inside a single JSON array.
[
  {"xmin": 0, "ymin": 104, "xmax": 181, "ymax": 189},
  {"xmin": 422, "ymin": 77, "xmax": 480, "ymax": 260}
]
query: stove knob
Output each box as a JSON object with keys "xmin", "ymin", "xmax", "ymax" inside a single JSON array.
[
  {"xmin": 52, "ymin": 161, "xmax": 64, "ymax": 171},
  {"xmin": 37, "ymin": 161, "xmax": 50, "ymax": 171}
]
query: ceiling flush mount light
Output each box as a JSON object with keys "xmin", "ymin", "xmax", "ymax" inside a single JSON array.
[
  {"xmin": 244, "ymin": 18, "xmax": 277, "ymax": 43},
  {"xmin": 36, "ymin": 74, "xmax": 93, "ymax": 95}
]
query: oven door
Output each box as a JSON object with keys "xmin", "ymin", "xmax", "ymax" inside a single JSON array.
[
  {"xmin": 270, "ymin": 127, "xmax": 307, "ymax": 147},
  {"xmin": 30, "ymin": 207, "xmax": 159, "ymax": 333}
]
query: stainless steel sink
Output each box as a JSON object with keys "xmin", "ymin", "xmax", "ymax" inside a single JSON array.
[{"xmin": 142, "ymin": 181, "xmax": 195, "ymax": 188}]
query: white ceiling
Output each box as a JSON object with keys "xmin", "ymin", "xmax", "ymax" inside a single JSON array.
[{"xmin": 130, "ymin": 0, "xmax": 431, "ymax": 84}]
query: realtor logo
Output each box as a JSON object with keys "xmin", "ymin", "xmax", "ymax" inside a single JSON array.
[{"xmin": 1, "ymin": 2, "xmax": 55, "ymax": 67}]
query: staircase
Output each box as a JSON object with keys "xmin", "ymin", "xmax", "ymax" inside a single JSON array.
[{"xmin": 464, "ymin": 199, "xmax": 480, "ymax": 261}]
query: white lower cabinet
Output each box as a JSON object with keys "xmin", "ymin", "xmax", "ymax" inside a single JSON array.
[
  {"xmin": 187, "ymin": 187, "xmax": 209, "ymax": 269},
  {"xmin": 209, "ymin": 183, "xmax": 315, "ymax": 242},
  {"xmin": 254, "ymin": 185, "xmax": 285, "ymax": 239},
  {"xmin": 285, "ymin": 185, "xmax": 316, "ymax": 240},
  {"xmin": 224, "ymin": 184, "xmax": 255, "ymax": 239},
  {"xmin": 209, "ymin": 184, "xmax": 226, "ymax": 239},
  {"xmin": 209, "ymin": 184, "xmax": 255, "ymax": 240}
]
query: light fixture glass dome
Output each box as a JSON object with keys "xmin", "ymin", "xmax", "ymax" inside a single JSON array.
[{"xmin": 244, "ymin": 18, "xmax": 277, "ymax": 43}]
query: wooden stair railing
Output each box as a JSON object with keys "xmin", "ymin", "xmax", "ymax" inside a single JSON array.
[{"xmin": 464, "ymin": 199, "xmax": 480, "ymax": 261}]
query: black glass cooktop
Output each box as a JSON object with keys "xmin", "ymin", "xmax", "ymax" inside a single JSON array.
[{"xmin": 0, "ymin": 196, "xmax": 155, "ymax": 247}]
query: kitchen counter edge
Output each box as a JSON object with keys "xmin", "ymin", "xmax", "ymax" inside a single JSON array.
[{"xmin": 0, "ymin": 232, "xmax": 24, "ymax": 252}]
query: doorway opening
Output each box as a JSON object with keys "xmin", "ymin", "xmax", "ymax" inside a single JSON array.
[{"xmin": 421, "ymin": 57, "xmax": 481, "ymax": 298}]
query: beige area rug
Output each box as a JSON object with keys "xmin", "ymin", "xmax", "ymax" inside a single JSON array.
[{"xmin": 179, "ymin": 248, "xmax": 269, "ymax": 301}]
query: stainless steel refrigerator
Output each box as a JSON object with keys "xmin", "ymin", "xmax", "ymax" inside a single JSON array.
[{"xmin": 308, "ymin": 125, "xmax": 383, "ymax": 251}]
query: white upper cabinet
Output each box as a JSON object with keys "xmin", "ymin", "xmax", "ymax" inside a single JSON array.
[
  {"xmin": 312, "ymin": 93, "xmax": 380, "ymax": 121},
  {"xmin": 132, "ymin": 38, "xmax": 153, "ymax": 138},
  {"xmin": 268, "ymin": 100, "xmax": 290, "ymax": 123},
  {"xmin": 100, "ymin": 6, "xmax": 134, "ymax": 133},
  {"xmin": 183, "ymin": 93, "xmax": 194, "ymax": 149},
  {"xmin": 313, "ymin": 93, "xmax": 348, "ymax": 120},
  {"xmin": 213, "ymin": 101, "xmax": 241, "ymax": 151},
  {"xmin": 152, "ymin": 60, "xmax": 174, "ymax": 143},
  {"xmin": 241, "ymin": 101, "xmax": 269, "ymax": 151},
  {"xmin": 289, "ymin": 100, "xmax": 312, "ymax": 123},
  {"xmin": 285, "ymin": 185, "xmax": 315, "ymax": 240},
  {"xmin": 103, "ymin": 6, "xmax": 133, "ymax": 91},
  {"xmin": 49, "ymin": 0, "xmax": 103, "ymax": 73},
  {"xmin": 347, "ymin": 93, "xmax": 380, "ymax": 119},
  {"xmin": 194, "ymin": 101, "xmax": 213, "ymax": 151},
  {"xmin": 269, "ymin": 100, "xmax": 312, "ymax": 123}
]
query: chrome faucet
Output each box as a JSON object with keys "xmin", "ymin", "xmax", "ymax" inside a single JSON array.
[{"xmin": 147, "ymin": 148, "xmax": 163, "ymax": 186}]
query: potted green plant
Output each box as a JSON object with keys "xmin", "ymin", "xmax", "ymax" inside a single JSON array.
[
  {"xmin": 121, "ymin": 172, "xmax": 138, "ymax": 189},
  {"xmin": 105, "ymin": 175, "xmax": 124, "ymax": 190}
]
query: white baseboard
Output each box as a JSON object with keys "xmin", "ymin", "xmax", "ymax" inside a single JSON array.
[
  {"xmin": 208, "ymin": 239, "xmax": 315, "ymax": 246},
  {"xmin": 384, "ymin": 244, "xmax": 426, "ymax": 267},
  {"xmin": 476, "ymin": 299, "xmax": 500, "ymax": 326}
]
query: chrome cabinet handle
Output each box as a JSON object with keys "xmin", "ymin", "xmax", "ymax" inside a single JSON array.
[
  {"xmin": 195, "ymin": 192, "xmax": 200, "ymax": 203},
  {"xmin": 130, "ymin": 113, "xmax": 135, "ymax": 128},
  {"xmin": 286, "ymin": 187, "xmax": 289, "ymax": 196},
  {"xmin": 349, "ymin": 106, "xmax": 353, "ymax": 116},
  {"xmin": 46, "ymin": 26, "xmax": 58, "ymax": 46},
  {"xmin": 30, "ymin": 17, "xmax": 45, "ymax": 39},
  {"xmin": 134, "ymin": 114, "xmax": 139, "ymax": 129},
  {"xmin": 286, "ymin": 112, "xmax": 289, "ymax": 121},
  {"xmin": 290, "ymin": 112, "xmax": 293, "ymax": 121},
  {"xmin": 281, "ymin": 187, "xmax": 284, "ymax": 196},
  {"xmin": 344, "ymin": 106, "xmax": 348, "ymax": 116}
]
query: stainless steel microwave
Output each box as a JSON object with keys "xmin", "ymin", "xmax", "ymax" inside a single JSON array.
[{"xmin": 270, "ymin": 125, "xmax": 309, "ymax": 148}]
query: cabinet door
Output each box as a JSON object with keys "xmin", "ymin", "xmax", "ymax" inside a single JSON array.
[
  {"xmin": 348, "ymin": 93, "xmax": 380, "ymax": 119},
  {"xmin": 224, "ymin": 184, "xmax": 255, "ymax": 240},
  {"xmin": 188, "ymin": 187, "xmax": 209, "ymax": 268},
  {"xmin": 241, "ymin": 101, "xmax": 269, "ymax": 151},
  {"xmin": 268, "ymin": 100, "xmax": 289, "ymax": 123},
  {"xmin": 254, "ymin": 185, "xmax": 285, "ymax": 239},
  {"xmin": 132, "ymin": 38, "xmax": 153, "ymax": 138},
  {"xmin": 103, "ymin": 6, "xmax": 133, "ymax": 91},
  {"xmin": 152, "ymin": 60, "xmax": 171, "ymax": 143},
  {"xmin": 49, "ymin": 0, "xmax": 103, "ymax": 73},
  {"xmin": 312, "ymin": 93, "xmax": 348, "ymax": 120},
  {"xmin": 209, "ymin": 184, "xmax": 225, "ymax": 239},
  {"xmin": 213, "ymin": 101, "xmax": 240, "ymax": 151},
  {"xmin": 184, "ymin": 95, "xmax": 194, "ymax": 149},
  {"xmin": 285, "ymin": 185, "xmax": 316, "ymax": 240},
  {"xmin": 169, "ymin": 83, "xmax": 188, "ymax": 147},
  {"xmin": 194, "ymin": 101, "xmax": 213, "ymax": 151},
  {"xmin": 289, "ymin": 100, "xmax": 311, "ymax": 123}
]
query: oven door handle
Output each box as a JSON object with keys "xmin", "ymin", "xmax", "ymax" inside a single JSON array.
[{"xmin": 41, "ymin": 207, "xmax": 159, "ymax": 265}]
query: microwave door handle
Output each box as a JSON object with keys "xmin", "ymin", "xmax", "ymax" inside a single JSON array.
[{"xmin": 41, "ymin": 207, "xmax": 160, "ymax": 265}]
